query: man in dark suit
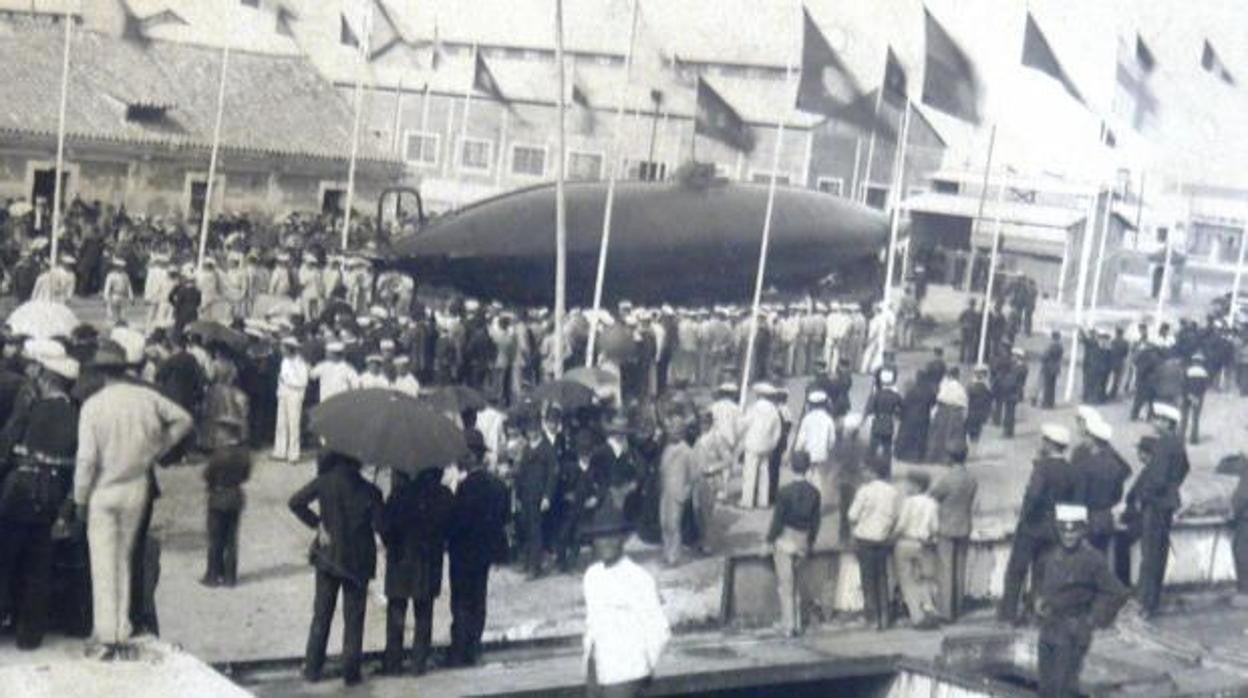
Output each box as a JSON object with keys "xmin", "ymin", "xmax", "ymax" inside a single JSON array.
[
  {"xmin": 1040, "ymin": 331, "xmax": 1063, "ymax": 409},
  {"xmin": 381, "ymin": 468, "xmax": 454, "ymax": 676},
  {"xmin": 514, "ymin": 410, "xmax": 561, "ymax": 578},
  {"xmin": 288, "ymin": 451, "xmax": 384, "ymax": 686},
  {"xmin": 446, "ymin": 429, "xmax": 510, "ymax": 667},
  {"xmin": 556, "ymin": 431, "xmax": 605, "ymax": 572},
  {"xmin": 1127, "ymin": 404, "xmax": 1189, "ymax": 618}
]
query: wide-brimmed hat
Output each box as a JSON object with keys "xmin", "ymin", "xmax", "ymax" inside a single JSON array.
[{"xmin": 24, "ymin": 338, "xmax": 78, "ymax": 380}]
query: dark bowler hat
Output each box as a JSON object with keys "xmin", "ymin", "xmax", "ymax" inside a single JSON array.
[
  {"xmin": 89, "ymin": 339, "xmax": 131, "ymax": 368},
  {"xmin": 582, "ymin": 501, "xmax": 634, "ymax": 539}
]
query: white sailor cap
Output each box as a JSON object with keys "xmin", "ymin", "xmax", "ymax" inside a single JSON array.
[
  {"xmin": 1055, "ymin": 503, "xmax": 1088, "ymax": 524},
  {"xmin": 752, "ymin": 382, "xmax": 778, "ymax": 396},
  {"xmin": 1152, "ymin": 403, "xmax": 1181, "ymax": 422},
  {"xmin": 842, "ymin": 412, "xmax": 862, "ymax": 432},
  {"xmin": 379, "ymin": 339, "xmax": 396, "ymax": 351},
  {"xmin": 807, "ymin": 390, "xmax": 828, "ymax": 404},
  {"xmin": 326, "ymin": 341, "xmax": 345, "ymax": 353},
  {"xmin": 1087, "ymin": 416, "xmax": 1112, "ymax": 441},
  {"xmin": 1041, "ymin": 423, "xmax": 1071, "ymax": 447}
]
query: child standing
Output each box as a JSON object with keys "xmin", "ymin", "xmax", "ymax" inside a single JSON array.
[
  {"xmin": 201, "ymin": 418, "xmax": 251, "ymax": 587},
  {"xmin": 102, "ymin": 259, "xmax": 133, "ymax": 321}
]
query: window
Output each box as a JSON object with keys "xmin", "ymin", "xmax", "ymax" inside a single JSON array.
[
  {"xmin": 185, "ymin": 174, "xmax": 225, "ymax": 223},
  {"xmin": 750, "ymin": 171, "xmax": 792, "ymax": 185},
  {"xmin": 460, "ymin": 138, "xmax": 493, "ymax": 172},
  {"xmin": 512, "ymin": 145, "xmax": 547, "ymax": 177},
  {"xmin": 404, "ymin": 132, "xmax": 439, "ymax": 166},
  {"xmin": 568, "ymin": 151, "xmax": 603, "ymax": 180},
  {"xmin": 817, "ymin": 177, "xmax": 844, "ymax": 196},
  {"xmin": 865, "ymin": 184, "xmax": 889, "ymax": 209},
  {"xmin": 622, "ymin": 158, "xmax": 667, "ymax": 181}
]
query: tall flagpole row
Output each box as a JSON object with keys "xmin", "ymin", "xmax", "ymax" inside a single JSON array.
[
  {"xmin": 197, "ymin": 45, "xmax": 230, "ymax": 271},
  {"xmin": 964, "ymin": 124, "xmax": 998, "ymax": 292},
  {"xmin": 858, "ymin": 88, "xmax": 885, "ymax": 203},
  {"xmin": 49, "ymin": 11, "xmax": 73, "ymax": 263},
  {"xmin": 1063, "ymin": 184, "xmax": 1101, "ymax": 402},
  {"xmin": 1231, "ymin": 208, "xmax": 1248, "ymax": 321},
  {"xmin": 585, "ymin": 0, "xmax": 640, "ymax": 366}
]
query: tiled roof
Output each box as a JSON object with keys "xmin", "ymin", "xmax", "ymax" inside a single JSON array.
[{"xmin": 0, "ymin": 16, "xmax": 399, "ymax": 165}]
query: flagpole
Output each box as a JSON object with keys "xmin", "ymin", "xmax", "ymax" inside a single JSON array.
[
  {"xmin": 390, "ymin": 76, "xmax": 404, "ymax": 155},
  {"xmin": 975, "ymin": 176, "xmax": 1006, "ymax": 364},
  {"xmin": 494, "ymin": 107, "xmax": 509, "ymax": 189},
  {"xmin": 880, "ymin": 98, "xmax": 911, "ymax": 310},
  {"xmin": 850, "ymin": 136, "xmax": 862, "ymax": 199},
  {"xmin": 340, "ymin": 7, "xmax": 371, "ymax": 252},
  {"xmin": 49, "ymin": 10, "xmax": 73, "ymax": 263},
  {"xmin": 1055, "ymin": 230, "xmax": 1070, "ymax": 305},
  {"xmin": 456, "ymin": 43, "xmax": 479, "ymax": 207},
  {"xmin": 1087, "ymin": 181, "xmax": 1116, "ymax": 316},
  {"xmin": 1153, "ymin": 174, "xmax": 1182, "ymax": 333},
  {"xmin": 859, "ymin": 88, "xmax": 885, "ymax": 203},
  {"xmin": 586, "ymin": 0, "xmax": 640, "ymax": 366},
  {"xmin": 553, "ymin": 0, "xmax": 568, "ymax": 380},
  {"xmin": 739, "ymin": 9, "xmax": 798, "ymax": 409},
  {"xmin": 421, "ymin": 82, "xmax": 432, "ymax": 137},
  {"xmin": 1063, "ymin": 185, "xmax": 1101, "ymax": 402},
  {"xmin": 196, "ymin": 45, "xmax": 230, "ymax": 271},
  {"xmin": 964, "ymin": 124, "xmax": 998, "ymax": 293}
]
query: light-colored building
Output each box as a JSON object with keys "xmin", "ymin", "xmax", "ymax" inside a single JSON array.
[{"xmin": 0, "ymin": 7, "xmax": 401, "ymax": 222}]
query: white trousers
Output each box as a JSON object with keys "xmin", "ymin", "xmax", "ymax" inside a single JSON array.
[
  {"xmin": 274, "ymin": 389, "xmax": 304, "ymax": 461},
  {"xmin": 740, "ymin": 451, "xmax": 770, "ymax": 509},
  {"xmin": 87, "ymin": 478, "xmax": 149, "ymax": 645}
]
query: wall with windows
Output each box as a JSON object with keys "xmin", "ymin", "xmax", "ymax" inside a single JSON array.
[{"xmin": 351, "ymin": 76, "xmax": 949, "ymax": 215}]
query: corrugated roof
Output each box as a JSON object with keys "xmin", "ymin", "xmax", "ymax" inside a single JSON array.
[{"xmin": 0, "ymin": 16, "xmax": 399, "ymax": 164}]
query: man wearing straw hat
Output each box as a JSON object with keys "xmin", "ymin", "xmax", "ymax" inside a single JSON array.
[{"xmin": 73, "ymin": 341, "xmax": 193, "ymax": 660}]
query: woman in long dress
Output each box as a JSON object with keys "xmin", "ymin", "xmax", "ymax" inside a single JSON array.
[{"xmin": 925, "ymin": 366, "xmax": 968, "ymax": 464}]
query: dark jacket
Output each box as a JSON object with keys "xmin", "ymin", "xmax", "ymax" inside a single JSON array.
[
  {"xmin": 288, "ymin": 464, "xmax": 384, "ymax": 586},
  {"xmin": 515, "ymin": 435, "xmax": 560, "ymax": 506},
  {"xmin": 1073, "ymin": 442, "xmax": 1131, "ymax": 538},
  {"xmin": 864, "ymin": 387, "xmax": 904, "ymax": 438},
  {"xmin": 156, "ymin": 351, "xmax": 207, "ymax": 413},
  {"xmin": 1128, "ymin": 432, "xmax": 1189, "ymax": 512},
  {"xmin": 1018, "ymin": 455, "xmax": 1086, "ymax": 539},
  {"xmin": 383, "ymin": 469, "xmax": 454, "ymax": 600},
  {"xmin": 446, "ymin": 468, "xmax": 510, "ymax": 569}
]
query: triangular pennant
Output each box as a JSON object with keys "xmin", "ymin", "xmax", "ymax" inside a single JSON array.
[
  {"xmin": 1021, "ymin": 13, "xmax": 1085, "ymax": 105},
  {"xmin": 1202, "ymin": 40, "xmax": 1235, "ymax": 86},
  {"xmin": 695, "ymin": 77, "xmax": 755, "ymax": 153},
  {"xmin": 883, "ymin": 47, "xmax": 908, "ymax": 106},
  {"xmin": 340, "ymin": 13, "xmax": 360, "ymax": 48}
]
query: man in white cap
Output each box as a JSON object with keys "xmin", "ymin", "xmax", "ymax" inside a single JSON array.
[
  {"xmin": 273, "ymin": 337, "xmax": 309, "ymax": 464},
  {"xmin": 1035, "ymin": 503, "xmax": 1128, "ymax": 698},
  {"xmin": 1126, "ymin": 402, "xmax": 1188, "ymax": 618},
  {"xmin": 998, "ymin": 423, "xmax": 1084, "ymax": 625},
  {"xmin": 793, "ymin": 390, "xmax": 836, "ymax": 500},
  {"xmin": 738, "ymin": 383, "xmax": 782, "ymax": 508},
  {"xmin": 359, "ymin": 354, "xmax": 393, "ymax": 390},
  {"xmin": 1071, "ymin": 412, "xmax": 1130, "ymax": 553},
  {"xmin": 309, "ymin": 342, "xmax": 358, "ymax": 403},
  {"xmin": 391, "ymin": 356, "xmax": 421, "ymax": 398}
]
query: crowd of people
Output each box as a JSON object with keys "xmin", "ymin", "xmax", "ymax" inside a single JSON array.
[{"xmin": 0, "ymin": 198, "xmax": 1241, "ymax": 696}]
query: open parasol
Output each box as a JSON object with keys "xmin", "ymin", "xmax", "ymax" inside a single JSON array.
[
  {"xmin": 310, "ymin": 389, "xmax": 466, "ymax": 473},
  {"xmin": 527, "ymin": 379, "xmax": 596, "ymax": 410},
  {"xmin": 6, "ymin": 300, "xmax": 79, "ymax": 340}
]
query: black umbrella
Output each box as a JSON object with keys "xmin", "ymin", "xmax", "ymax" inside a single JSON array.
[
  {"xmin": 528, "ymin": 379, "xmax": 596, "ymax": 410},
  {"xmin": 310, "ymin": 389, "xmax": 466, "ymax": 473},
  {"xmin": 185, "ymin": 320, "xmax": 249, "ymax": 351},
  {"xmin": 425, "ymin": 384, "xmax": 488, "ymax": 414}
]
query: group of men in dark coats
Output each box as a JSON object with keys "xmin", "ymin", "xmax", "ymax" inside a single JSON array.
[{"xmin": 288, "ymin": 429, "xmax": 510, "ymax": 686}]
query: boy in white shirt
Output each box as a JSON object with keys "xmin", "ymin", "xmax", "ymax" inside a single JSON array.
[{"xmin": 582, "ymin": 507, "xmax": 670, "ymax": 697}]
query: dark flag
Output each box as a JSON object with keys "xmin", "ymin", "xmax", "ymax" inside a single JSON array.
[
  {"xmin": 920, "ymin": 8, "xmax": 983, "ymax": 124},
  {"xmin": 1100, "ymin": 121, "xmax": 1117, "ymax": 148},
  {"xmin": 1115, "ymin": 35, "xmax": 1159, "ymax": 131},
  {"xmin": 473, "ymin": 50, "xmax": 511, "ymax": 107},
  {"xmin": 571, "ymin": 70, "xmax": 596, "ymax": 134},
  {"xmin": 796, "ymin": 8, "xmax": 891, "ymax": 137},
  {"xmin": 883, "ymin": 47, "xmax": 908, "ymax": 106},
  {"xmin": 696, "ymin": 77, "xmax": 755, "ymax": 153},
  {"xmin": 1202, "ymin": 40, "xmax": 1235, "ymax": 85},
  {"xmin": 111, "ymin": 0, "xmax": 149, "ymax": 45},
  {"xmin": 275, "ymin": 3, "xmax": 298, "ymax": 38},
  {"xmin": 1135, "ymin": 35, "xmax": 1156, "ymax": 74},
  {"xmin": 340, "ymin": 13, "xmax": 360, "ymax": 48},
  {"xmin": 368, "ymin": 0, "xmax": 406, "ymax": 61},
  {"xmin": 1021, "ymin": 13, "xmax": 1085, "ymax": 105}
]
